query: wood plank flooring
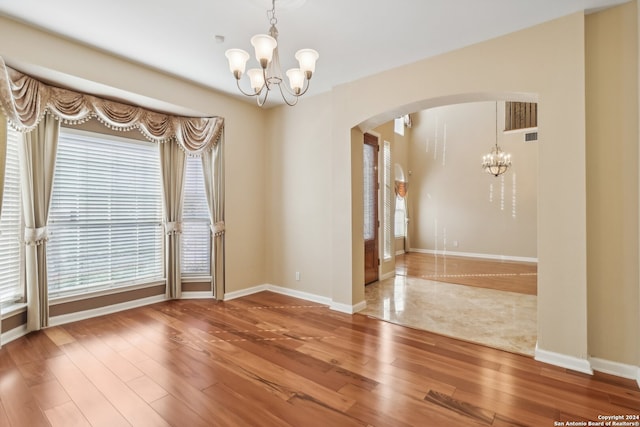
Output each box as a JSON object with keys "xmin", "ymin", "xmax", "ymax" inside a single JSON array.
[
  {"xmin": 396, "ymin": 253, "xmax": 537, "ymax": 295},
  {"xmin": 0, "ymin": 291, "xmax": 637, "ymax": 426}
]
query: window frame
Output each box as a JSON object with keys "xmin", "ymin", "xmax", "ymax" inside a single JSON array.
[
  {"xmin": 0, "ymin": 126, "xmax": 26, "ymax": 310},
  {"xmin": 181, "ymin": 154, "xmax": 211, "ymax": 279},
  {"xmin": 46, "ymin": 127, "xmax": 165, "ymax": 301}
]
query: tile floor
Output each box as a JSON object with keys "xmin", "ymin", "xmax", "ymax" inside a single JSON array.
[{"xmin": 358, "ymin": 274, "xmax": 537, "ymax": 356}]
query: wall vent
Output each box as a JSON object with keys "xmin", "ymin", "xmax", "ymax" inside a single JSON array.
[{"xmin": 524, "ymin": 132, "xmax": 538, "ymax": 142}]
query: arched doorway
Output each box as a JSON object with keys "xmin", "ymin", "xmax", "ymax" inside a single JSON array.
[{"xmin": 358, "ymin": 99, "xmax": 538, "ymax": 355}]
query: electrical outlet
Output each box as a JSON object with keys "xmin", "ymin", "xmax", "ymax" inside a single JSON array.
[{"xmin": 295, "ymin": 271, "xmax": 300, "ymax": 281}]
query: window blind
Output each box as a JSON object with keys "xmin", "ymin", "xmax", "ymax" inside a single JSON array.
[
  {"xmin": 0, "ymin": 127, "xmax": 23, "ymax": 305},
  {"xmin": 363, "ymin": 143, "xmax": 376, "ymax": 241},
  {"xmin": 182, "ymin": 155, "xmax": 210, "ymax": 276},
  {"xmin": 383, "ymin": 141, "xmax": 392, "ymax": 259},
  {"xmin": 47, "ymin": 129, "xmax": 163, "ymax": 297},
  {"xmin": 395, "ymin": 196, "xmax": 406, "ymax": 238}
]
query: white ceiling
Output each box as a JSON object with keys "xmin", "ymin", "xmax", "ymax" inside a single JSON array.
[{"xmin": 0, "ymin": 0, "xmax": 630, "ymax": 108}]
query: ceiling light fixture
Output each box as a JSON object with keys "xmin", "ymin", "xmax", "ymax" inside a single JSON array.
[
  {"xmin": 482, "ymin": 102, "xmax": 512, "ymax": 177},
  {"xmin": 224, "ymin": 0, "xmax": 318, "ymax": 107}
]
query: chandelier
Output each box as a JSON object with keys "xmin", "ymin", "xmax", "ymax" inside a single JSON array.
[
  {"xmin": 482, "ymin": 102, "xmax": 512, "ymax": 176},
  {"xmin": 224, "ymin": 0, "xmax": 319, "ymax": 107}
]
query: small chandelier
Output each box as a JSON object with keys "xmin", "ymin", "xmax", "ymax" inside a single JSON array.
[
  {"xmin": 482, "ymin": 102, "xmax": 512, "ymax": 176},
  {"xmin": 224, "ymin": 0, "xmax": 319, "ymax": 107}
]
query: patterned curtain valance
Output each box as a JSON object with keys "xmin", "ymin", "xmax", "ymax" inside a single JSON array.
[{"xmin": 0, "ymin": 57, "xmax": 223, "ymax": 156}]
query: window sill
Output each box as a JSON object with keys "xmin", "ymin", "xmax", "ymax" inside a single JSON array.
[
  {"xmin": 2, "ymin": 302, "xmax": 27, "ymax": 319},
  {"xmin": 49, "ymin": 279, "xmax": 166, "ymax": 305},
  {"xmin": 181, "ymin": 276, "xmax": 212, "ymax": 284}
]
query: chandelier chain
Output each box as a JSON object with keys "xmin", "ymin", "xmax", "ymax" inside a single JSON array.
[{"xmin": 268, "ymin": 0, "xmax": 278, "ymax": 26}]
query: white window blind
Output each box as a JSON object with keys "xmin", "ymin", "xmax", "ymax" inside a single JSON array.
[
  {"xmin": 395, "ymin": 196, "xmax": 406, "ymax": 238},
  {"xmin": 181, "ymin": 155, "xmax": 210, "ymax": 276},
  {"xmin": 383, "ymin": 141, "xmax": 392, "ymax": 260},
  {"xmin": 0, "ymin": 127, "xmax": 23, "ymax": 306},
  {"xmin": 363, "ymin": 143, "xmax": 376, "ymax": 241},
  {"xmin": 47, "ymin": 129, "xmax": 163, "ymax": 297}
]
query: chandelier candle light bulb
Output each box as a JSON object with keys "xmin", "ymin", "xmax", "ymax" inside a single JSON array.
[{"xmin": 224, "ymin": 0, "xmax": 318, "ymax": 106}]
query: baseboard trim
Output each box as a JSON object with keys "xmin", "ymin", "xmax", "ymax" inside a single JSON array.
[
  {"xmin": 331, "ymin": 299, "xmax": 366, "ymax": 314},
  {"xmin": 590, "ymin": 357, "xmax": 640, "ymax": 382},
  {"xmin": 180, "ymin": 291, "xmax": 215, "ymax": 300},
  {"xmin": 535, "ymin": 344, "xmax": 593, "ymax": 375},
  {"xmin": 224, "ymin": 284, "xmax": 365, "ymax": 314},
  {"xmin": 1, "ymin": 324, "xmax": 28, "ymax": 346},
  {"xmin": 409, "ymin": 248, "xmax": 538, "ymax": 263},
  {"xmin": 395, "ymin": 249, "xmax": 406, "ymax": 256},
  {"xmin": 48, "ymin": 294, "xmax": 167, "ymax": 327},
  {"xmin": 266, "ymin": 285, "xmax": 333, "ymax": 306},
  {"xmin": 379, "ymin": 271, "xmax": 395, "ymax": 281},
  {"xmin": 223, "ymin": 285, "xmax": 269, "ymax": 301}
]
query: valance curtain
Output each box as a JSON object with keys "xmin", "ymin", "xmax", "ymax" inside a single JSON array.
[
  {"xmin": 0, "ymin": 57, "xmax": 226, "ymax": 330},
  {"xmin": 0, "ymin": 113, "xmax": 6, "ymax": 345},
  {"xmin": 0, "ymin": 58, "xmax": 223, "ymax": 153}
]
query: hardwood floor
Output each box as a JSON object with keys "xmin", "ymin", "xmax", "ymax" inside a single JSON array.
[
  {"xmin": 396, "ymin": 253, "xmax": 537, "ymax": 295},
  {"xmin": 1, "ymin": 292, "xmax": 637, "ymax": 426}
]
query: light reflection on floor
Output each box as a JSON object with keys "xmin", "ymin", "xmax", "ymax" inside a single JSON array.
[{"xmin": 359, "ymin": 275, "xmax": 537, "ymax": 356}]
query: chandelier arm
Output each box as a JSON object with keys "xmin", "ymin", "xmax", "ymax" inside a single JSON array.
[
  {"xmin": 276, "ymin": 83, "xmax": 300, "ymax": 106},
  {"xmin": 235, "ymin": 79, "xmax": 264, "ymax": 97},
  {"xmin": 255, "ymin": 86, "xmax": 270, "ymax": 107},
  {"xmin": 279, "ymin": 77, "xmax": 311, "ymax": 98}
]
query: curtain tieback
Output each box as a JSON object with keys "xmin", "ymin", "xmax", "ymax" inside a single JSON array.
[
  {"xmin": 164, "ymin": 221, "xmax": 183, "ymax": 235},
  {"xmin": 211, "ymin": 221, "xmax": 225, "ymax": 236},
  {"xmin": 24, "ymin": 226, "xmax": 49, "ymax": 245}
]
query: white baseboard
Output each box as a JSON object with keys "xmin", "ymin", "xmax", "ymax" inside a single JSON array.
[
  {"xmin": 180, "ymin": 291, "xmax": 215, "ymax": 300},
  {"xmin": 48, "ymin": 294, "xmax": 167, "ymax": 327},
  {"xmin": 409, "ymin": 247, "xmax": 538, "ymax": 263},
  {"xmin": 224, "ymin": 285, "xmax": 269, "ymax": 301},
  {"xmin": 1, "ymin": 324, "xmax": 28, "ymax": 346},
  {"xmin": 590, "ymin": 357, "xmax": 640, "ymax": 383},
  {"xmin": 331, "ymin": 299, "xmax": 366, "ymax": 314},
  {"xmin": 224, "ymin": 284, "xmax": 365, "ymax": 314},
  {"xmin": 379, "ymin": 271, "xmax": 395, "ymax": 281},
  {"xmin": 535, "ymin": 344, "xmax": 593, "ymax": 375},
  {"xmin": 395, "ymin": 249, "xmax": 406, "ymax": 256}
]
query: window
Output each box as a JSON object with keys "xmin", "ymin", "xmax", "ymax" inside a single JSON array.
[
  {"xmin": 0, "ymin": 127, "xmax": 23, "ymax": 306},
  {"xmin": 383, "ymin": 141, "xmax": 392, "ymax": 260},
  {"xmin": 182, "ymin": 155, "xmax": 210, "ymax": 276},
  {"xmin": 505, "ymin": 102, "xmax": 537, "ymax": 131},
  {"xmin": 47, "ymin": 129, "xmax": 163, "ymax": 298},
  {"xmin": 395, "ymin": 196, "xmax": 406, "ymax": 238}
]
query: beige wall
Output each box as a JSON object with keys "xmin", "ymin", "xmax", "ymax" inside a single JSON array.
[
  {"xmin": 585, "ymin": 1, "xmax": 639, "ymax": 366},
  {"xmin": 264, "ymin": 92, "xmax": 333, "ymax": 296},
  {"xmin": 0, "ymin": 15, "xmax": 268, "ymax": 296},
  {"xmin": 408, "ymin": 102, "xmax": 538, "ymax": 259}
]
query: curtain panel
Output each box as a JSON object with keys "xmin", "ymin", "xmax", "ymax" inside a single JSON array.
[
  {"xmin": 159, "ymin": 142, "xmax": 186, "ymax": 299},
  {"xmin": 20, "ymin": 115, "xmax": 59, "ymax": 331},
  {"xmin": 0, "ymin": 56, "xmax": 226, "ymax": 323},
  {"xmin": 202, "ymin": 132, "xmax": 225, "ymax": 299}
]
